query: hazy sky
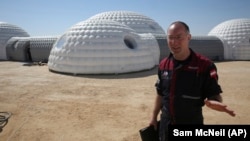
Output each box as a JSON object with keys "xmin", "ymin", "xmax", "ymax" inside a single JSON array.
[{"xmin": 1, "ymin": 0, "xmax": 249, "ymax": 36}]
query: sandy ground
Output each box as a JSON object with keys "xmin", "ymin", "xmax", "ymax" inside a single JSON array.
[{"xmin": 0, "ymin": 61, "xmax": 250, "ymax": 141}]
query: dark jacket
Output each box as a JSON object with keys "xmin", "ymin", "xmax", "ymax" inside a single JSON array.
[{"xmin": 155, "ymin": 49, "xmax": 222, "ymax": 124}]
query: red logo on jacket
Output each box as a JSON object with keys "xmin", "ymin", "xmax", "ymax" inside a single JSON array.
[{"xmin": 210, "ymin": 69, "xmax": 217, "ymax": 79}]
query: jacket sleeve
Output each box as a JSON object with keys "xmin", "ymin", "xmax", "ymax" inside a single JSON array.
[
  {"xmin": 203, "ymin": 63, "xmax": 223, "ymax": 98},
  {"xmin": 155, "ymin": 68, "xmax": 163, "ymax": 96}
]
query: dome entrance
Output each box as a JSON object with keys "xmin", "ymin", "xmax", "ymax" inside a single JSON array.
[{"xmin": 124, "ymin": 35, "xmax": 137, "ymax": 49}]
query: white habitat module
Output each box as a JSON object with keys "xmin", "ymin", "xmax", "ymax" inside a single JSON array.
[
  {"xmin": 88, "ymin": 11, "xmax": 166, "ymax": 36},
  {"xmin": 48, "ymin": 19, "xmax": 160, "ymax": 74},
  {"xmin": 0, "ymin": 22, "xmax": 29, "ymax": 60},
  {"xmin": 208, "ymin": 18, "xmax": 250, "ymax": 60}
]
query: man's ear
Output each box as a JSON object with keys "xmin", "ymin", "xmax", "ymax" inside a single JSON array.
[{"xmin": 187, "ymin": 33, "xmax": 191, "ymax": 40}]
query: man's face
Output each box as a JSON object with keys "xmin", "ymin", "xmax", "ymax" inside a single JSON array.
[{"xmin": 167, "ymin": 24, "xmax": 191, "ymax": 55}]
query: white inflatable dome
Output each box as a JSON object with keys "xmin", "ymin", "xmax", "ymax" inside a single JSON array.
[
  {"xmin": 0, "ymin": 22, "xmax": 29, "ymax": 60},
  {"xmin": 48, "ymin": 19, "xmax": 160, "ymax": 74},
  {"xmin": 208, "ymin": 18, "xmax": 250, "ymax": 60},
  {"xmin": 88, "ymin": 11, "xmax": 166, "ymax": 37}
]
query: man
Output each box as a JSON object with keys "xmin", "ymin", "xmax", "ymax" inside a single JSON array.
[{"xmin": 149, "ymin": 21, "xmax": 235, "ymax": 141}]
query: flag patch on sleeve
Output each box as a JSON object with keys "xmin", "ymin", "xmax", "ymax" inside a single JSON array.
[{"xmin": 210, "ymin": 69, "xmax": 217, "ymax": 78}]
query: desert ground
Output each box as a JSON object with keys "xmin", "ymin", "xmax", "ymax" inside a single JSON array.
[{"xmin": 0, "ymin": 61, "xmax": 249, "ymax": 141}]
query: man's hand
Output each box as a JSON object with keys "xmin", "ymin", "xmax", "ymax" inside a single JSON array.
[{"xmin": 204, "ymin": 99, "xmax": 236, "ymax": 117}]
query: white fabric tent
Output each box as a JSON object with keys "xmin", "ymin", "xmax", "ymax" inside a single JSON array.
[
  {"xmin": 0, "ymin": 22, "xmax": 29, "ymax": 60},
  {"xmin": 48, "ymin": 19, "xmax": 160, "ymax": 74},
  {"xmin": 208, "ymin": 18, "xmax": 250, "ymax": 60},
  {"xmin": 88, "ymin": 11, "xmax": 166, "ymax": 36}
]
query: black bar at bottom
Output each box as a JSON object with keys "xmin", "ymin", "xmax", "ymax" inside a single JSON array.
[{"xmin": 168, "ymin": 125, "xmax": 250, "ymax": 141}]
